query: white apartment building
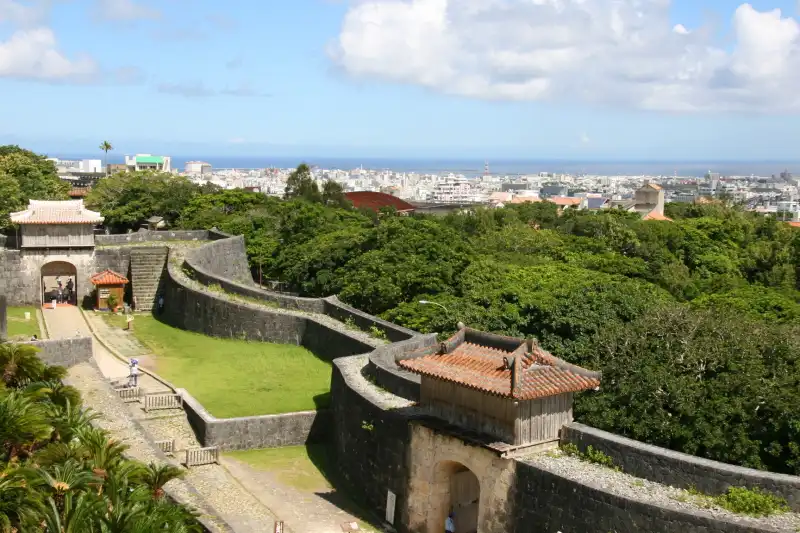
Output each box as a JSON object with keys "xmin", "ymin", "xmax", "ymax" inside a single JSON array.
[
  {"xmin": 124, "ymin": 154, "xmax": 172, "ymax": 172},
  {"xmin": 432, "ymin": 176, "xmax": 473, "ymax": 203},
  {"xmin": 47, "ymin": 158, "xmax": 103, "ymax": 173},
  {"xmin": 185, "ymin": 161, "xmax": 212, "ymax": 175}
]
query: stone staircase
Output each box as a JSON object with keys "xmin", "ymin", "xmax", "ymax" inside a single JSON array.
[{"xmin": 130, "ymin": 247, "xmax": 168, "ymax": 312}]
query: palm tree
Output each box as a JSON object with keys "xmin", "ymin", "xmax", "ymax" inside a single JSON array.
[
  {"xmin": 0, "ymin": 468, "xmax": 43, "ymax": 532},
  {"xmin": 0, "ymin": 391, "xmax": 51, "ymax": 460},
  {"xmin": 134, "ymin": 462, "xmax": 185, "ymax": 500},
  {"xmin": 0, "ymin": 344, "xmax": 46, "ymax": 388},
  {"xmin": 99, "ymin": 141, "xmax": 113, "ymax": 175}
]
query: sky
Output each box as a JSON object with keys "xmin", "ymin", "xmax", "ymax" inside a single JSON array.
[{"xmin": 2, "ymin": 0, "xmax": 800, "ymax": 160}]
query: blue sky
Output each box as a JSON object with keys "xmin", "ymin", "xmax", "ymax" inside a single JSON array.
[{"xmin": 2, "ymin": 0, "xmax": 800, "ymax": 160}]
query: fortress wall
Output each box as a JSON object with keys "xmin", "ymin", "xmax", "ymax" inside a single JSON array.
[
  {"xmin": 25, "ymin": 337, "xmax": 94, "ymax": 368},
  {"xmin": 562, "ymin": 422, "xmax": 800, "ymax": 511},
  {"xmin": 330, "ymin": 359, "xmax": 413, "ymax": 527},
  {"xmin": 0, "ymin": 249, "xmax": 38, "ymax": 304},
  {"xmin": 94, "ymin": 230, "xmax": 209, "ymax": 245},
  {"xmin": 513, "ymin": 460, "xmax": 780, "ymax": 533},
  {"xmin": 184, "ymin": 234, "xmax": 253, "ymax": 286},
  {"xmin": 179, "ymin": 389, "xmax": 331, "ymax": 450}
]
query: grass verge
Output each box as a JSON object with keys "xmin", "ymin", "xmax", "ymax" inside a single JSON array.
[{"xmin": 5, "ymin": 307, "xmax": 41, "ymax": 339}]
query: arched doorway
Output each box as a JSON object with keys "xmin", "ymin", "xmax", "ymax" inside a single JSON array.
[
  {"xmin": 430, "ymin": 461, "xmax": 480, "ymax": 533},
  {"xmin": 41, "ymin": 261, "xmax": 78, "ymax": 306}
]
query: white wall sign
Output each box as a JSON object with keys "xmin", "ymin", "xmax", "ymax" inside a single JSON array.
[{"xmin": 386, "ymin": 490, "xmax": 396, "ymax": 524}]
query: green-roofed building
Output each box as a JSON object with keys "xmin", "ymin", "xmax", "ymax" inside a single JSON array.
[{"xmin": 124, "ymin": 154, "xmax": 172, "ymax": 172}]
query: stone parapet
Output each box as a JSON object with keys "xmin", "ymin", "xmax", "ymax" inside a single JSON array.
[
  {"xmin": 179, "ymin": 388, "xmax": 330, "ymax": 450},
  {"xmin": 25, "ymin": 337, "xmax": 93, "ymax": 368},
  {"xmin": 562, "ymin": 422, "xmax": 800, "ymax": 511}
]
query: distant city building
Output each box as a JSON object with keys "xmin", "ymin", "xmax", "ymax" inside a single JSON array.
[
  {"xmin": 432, "ymin": 177, "xmax": 472, "ymax": 203},
  {"xmin": 124, "ymin": 154, "xmax": 171, "ymax": 173},
  {"xmin": 539, "ymin": 185, "xmax": 569, "ymax": 198},
  {"xmin": 185, "ymin": 161, "xmax": 212, "ymax": 175},
  {"xmin": 634, "ymin": 182, "xmax": 671, "ymax": 221}
]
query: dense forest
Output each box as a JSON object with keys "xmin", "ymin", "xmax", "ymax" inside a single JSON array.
[{"xmin": 3, "ymin": 147, "xmax": 799, "ymax": 476}]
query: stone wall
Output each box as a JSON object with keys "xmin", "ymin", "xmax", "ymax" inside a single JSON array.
[
  {"xmin": 562, "ymin": 422, "xmax": 800, "ymax": 511},
  {"xmin": 365, "ymin": 334, "xmax": 437, "ymax": 401},
  {"xmin": 330, "ymin": 359, "xmax": 413, "ymax": 526},
  {"xmin": 94, "ymin": 230, "xmax": 209, "ymax": 245},
  {"xmin": 25, "ymin": 337, "xmax": 94, "ymax": 368},
  {"xmin": 163, "ymin": 259, "xmax": 375, "ymax": 361},
  {"xmin": 0, "ymin": 295, "xmax": 6, "ymax": 338},
  {"xmin": 513, "ymin": 459, "xmax": 780, "ymax": 533},
  {"xmin": 179, "ymin": 389, "xmax": 330, "ymax": 450},
  {"xmin": 185, "ymin": 235, "xmax": 253, "ymax": 286}
]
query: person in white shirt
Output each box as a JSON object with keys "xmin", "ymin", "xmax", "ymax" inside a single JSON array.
[
  {"xmin": 128, "ymin": 358, "xmax": 140, "ymax": 388},
  {"xmin": 445, "ymin": 512, "xmax": 455, "ymax": 533}
]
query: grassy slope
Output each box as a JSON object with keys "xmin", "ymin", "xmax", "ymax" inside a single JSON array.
[
  {"xmin": 104, "ymin": 314, "xmax": 331, "ymax": 418},
  {"xmin": 5, "ymin": 307, "xmax": 41, "ymax": 339}
]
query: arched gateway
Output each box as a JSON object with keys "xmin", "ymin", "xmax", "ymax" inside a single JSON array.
[
  {"xmin": 41, "ymin": 261, "xmax": 78, "ymax": 305},
  {"xmin": 432, "ymin": 461, "xmax": 479, "ymax": 533}
]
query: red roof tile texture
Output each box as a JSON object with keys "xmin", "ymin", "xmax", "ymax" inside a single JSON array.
[
  {"xmin": 399, "ymin": 339, "xmax": 600, "ymax": 400},
  {"xmin": 90, "ymin": 269, "xmax": 129, "ymax": 285},
  {"xmin": 345, "ymin": 191, "xmax": 415, "ymax": 212}
]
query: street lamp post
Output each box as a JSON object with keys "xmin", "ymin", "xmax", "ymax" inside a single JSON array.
[{"xmin": 419, "ymin": 300, "xmax": 465, "ymax": 330}]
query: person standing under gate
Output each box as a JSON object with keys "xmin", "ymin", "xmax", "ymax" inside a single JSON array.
[
  {"xmin": 66, "ymin": 278, "xmax": 74, "ymax": 305},
  {"xmin": 445, "ymin": 511, "xmax": 455, "ymax": 533}
]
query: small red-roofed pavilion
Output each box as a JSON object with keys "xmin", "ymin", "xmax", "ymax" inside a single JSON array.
[{"xmin": 90, "ymin": 270, "xmax": 128, "ymax": 311}]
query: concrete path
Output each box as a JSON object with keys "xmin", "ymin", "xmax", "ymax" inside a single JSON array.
[{"xmin": 41, "ymin": 306, "xmax": 167, "ymax": 393}]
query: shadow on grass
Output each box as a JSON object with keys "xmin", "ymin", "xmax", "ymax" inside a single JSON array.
[{"xmin": 305, "ymin": 442, "xmax": 388, "ymax": 532}]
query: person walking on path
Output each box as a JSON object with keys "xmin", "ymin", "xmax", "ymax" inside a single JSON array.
[
  {"xmin": 445, "ymin": 512, "xmax": 455, "ymax": 533},
  {"xmin": 128, "ymin": 358, "xmax": 140, "ymax": 388}
]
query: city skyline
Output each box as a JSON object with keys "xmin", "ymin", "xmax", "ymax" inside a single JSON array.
[{"xmin": 2, "ymin": 0, "xmax": 800, "ymax": 159}]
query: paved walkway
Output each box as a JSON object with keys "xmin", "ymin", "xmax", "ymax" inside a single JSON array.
[{"xmin": 41, "ymin": 306, "xmax": 166, "ymax": 393}]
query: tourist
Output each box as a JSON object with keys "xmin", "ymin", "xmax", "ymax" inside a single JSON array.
[
  {"xmin": 30, "ymin": 334, "xmax": 37, "ymax": 341},
  {"xmin": 445, "ymin": 512, "xmax": 455, "ymax": 533},
  {"xmin": 157, "ymin": 294, "xmax": 164, "ymax": 315},
  {"xmin": 66, "ymin": 278, "xmax": 74, "ymax": 304},
  {"xmin": 128, "ymin": 358, "xmax": 140, "ymax": 388}
]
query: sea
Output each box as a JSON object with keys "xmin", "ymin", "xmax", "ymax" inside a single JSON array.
[{"xmin": 58, "ymin": 155, "xmax": 800, "ymax": 178}]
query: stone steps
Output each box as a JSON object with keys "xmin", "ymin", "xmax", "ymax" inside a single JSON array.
[{"xmin": 130, "ymin": 249, "xmax": 168, "ymax": 311}]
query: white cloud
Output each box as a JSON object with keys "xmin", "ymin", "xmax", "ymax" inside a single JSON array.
[
  {"xmin": 330, "ymin": 0, "xmax": 800, "ymax": 112},
  {"xmin": 0, "ymin": 0, "xmax": 49, "ymax": 26},
  {"xmin": 0, "ymin": 28, "xmax": 97, "ymax": 81},
  {"xmin": 94, "ymin": 0, "xmax": 160, "ymax": 21}
]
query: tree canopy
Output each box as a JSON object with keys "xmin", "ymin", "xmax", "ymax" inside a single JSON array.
[{"xmin": 0, "ymin": 145, "xmax": 69, "ymax": 229}]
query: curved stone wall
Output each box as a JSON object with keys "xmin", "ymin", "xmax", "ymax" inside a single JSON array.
[{"xmin": 562, "ymin": 423, "xmax": 800, "ymax": 511}]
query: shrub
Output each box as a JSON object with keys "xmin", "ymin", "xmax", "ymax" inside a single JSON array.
[{"xmin": 713, "ymin": 487, "xmax": 789, "ymax": 517}]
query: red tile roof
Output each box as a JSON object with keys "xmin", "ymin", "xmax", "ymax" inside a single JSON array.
[
  {"xmin": 345, "ymin": 191, "xmax": 415, "ymax": 212},
  {"xmin": 399, "ymin": 337, "xmax": 600, "ymax": 400},
  {"xmin": 10, "ymin": 200, "xmax": 104, "ymax": 225},
  {"xmin": 787, "ymin": 221, "xmax": 800, "ymax": 228},
  {"xmin": 643, "ymin": 209, "xmax": 673, "ymax": 221},
  {"xmin": 90, "ymin": 269, "xmax": 129, "ymax": 286},
  {"xmin": 548, "ymin": 196, "xmax": 582, "ymax": 207}
]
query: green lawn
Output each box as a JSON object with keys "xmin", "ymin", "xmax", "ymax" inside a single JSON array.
[
  {"xmin": 5, "ymin": 307, "xmax": 41, "ymax": 340},
  {"xmin": 103, "ymin": 314, "xmax": 331, "ymax": 418}
]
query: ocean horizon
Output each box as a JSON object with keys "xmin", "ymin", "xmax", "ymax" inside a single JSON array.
[{"xmin": 56, "ymin": 154, "xmax": 800, "ymax": 178}]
